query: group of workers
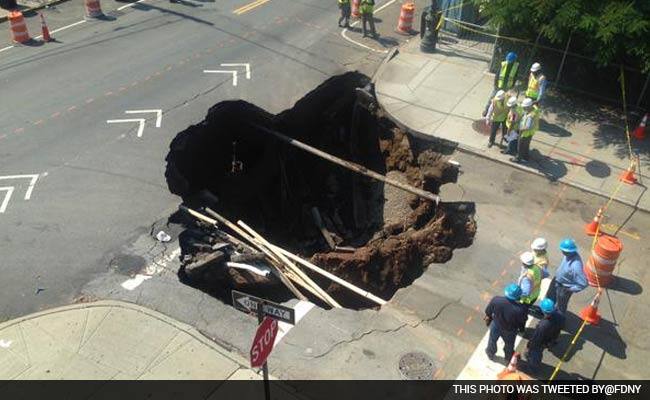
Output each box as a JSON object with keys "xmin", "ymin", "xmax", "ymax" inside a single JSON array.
[
  {"xmin": 484, "ymin": 52, "xmax": 548, "ymax": 164},
  {"xmin": 337, "ymin": 0, "xmax": 378, "ymax": 38},
  {"xmin": 485, "ymin": 237, "xmax": 588, "ymax": 374}
]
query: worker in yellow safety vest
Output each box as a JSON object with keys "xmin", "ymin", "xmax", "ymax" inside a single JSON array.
[
  {"xmin": 512, "ymin": 98, "xmax": 539, "ymax": 163},
  {"xmin": 360, "ymin": 0, "xmax": 377, "ymax": 38},
  {"xmin": 518, "ymin": 252, "xmax": 548, "ymax": 313},
  {"xmin": 485, "ymin": 90, "xmax": 508, "ymax": 148},
  {"xmin": 338, "ymin": 0, "xmax": 351, "ymax": 28},
  {"xmin": 501, "ymin": 96, "xmax": 521, "ymax": 155},
  {"xmin": 526, "ymin": 62, "xmax": 547, "ymax": 105},
  {"xmin": 483, "ymin": 52, "xmax": 519, "ymax": 116}
]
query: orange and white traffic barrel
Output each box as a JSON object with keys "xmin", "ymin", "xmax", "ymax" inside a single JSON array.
[
  {"xmin": 8, "ymin": 11, "xmax": 31, "ymax": 44},
  {"xmin": 584, "ymin": 235, "xmax": 623, "ymax": 287},
  {"xmin": 396, "ymin": 2, "xmax": 415, "ymax": 35},
  {"xmin": 85, "ymin": 0, "xmax": 105, "ymax": 19},
  {"xmin": 351, "ymin": 0, "xmax": 360, "ymax": 19}
]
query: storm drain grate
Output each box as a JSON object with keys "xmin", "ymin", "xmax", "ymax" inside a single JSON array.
[{"xmin": 398, "ymin": 352, "xmax": 436, "ymax": 380}]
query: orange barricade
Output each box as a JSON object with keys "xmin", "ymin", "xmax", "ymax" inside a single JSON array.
[
  {"xmin": 85, "ymin": 0, "xmax": 104, "ymax": 19},
  {"xmin": 8, "ymin": 11, "xmax": 31, "ymax": 44},
  {"xmin": 351, "ymin": 0, "xmax": 360, "ymax": 18},
  {"xmin": 585, "ymin": 235, "xmax": 623, "ymax": 287},
  {"xmin": 396, "ymin": 3, "xmax": 415, "ymax": 35}
]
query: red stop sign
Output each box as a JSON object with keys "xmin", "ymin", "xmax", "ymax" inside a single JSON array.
[{"xmin": 250, "ymin": 316, "xmax": 279, "ymax": 368}]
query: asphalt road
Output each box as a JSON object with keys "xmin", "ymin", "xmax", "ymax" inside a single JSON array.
[{"xmin": 1, "ymin": 0, "xmax": 649, "ymax": 381}]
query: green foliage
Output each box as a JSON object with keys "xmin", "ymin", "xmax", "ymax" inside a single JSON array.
[{"xmin": 475, "ymin": 0, "xmax": 650, "ymax": 71}]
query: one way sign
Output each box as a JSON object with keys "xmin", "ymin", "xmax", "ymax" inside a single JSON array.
[{"xmin": 232, "ymin": 290, "xmax": 295, "ymax": 325}]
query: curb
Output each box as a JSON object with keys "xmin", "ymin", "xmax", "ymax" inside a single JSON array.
[
  {"xmin": 0, "ymin": 0, "xmax": 71, "ymax": 23},
  {"xmin": 0, "ymin": 299, "xmax": 250, "ymax": 369},
  {"xmin": 372, "ymin": 49, "xmax": 650, "ymax": 215}
]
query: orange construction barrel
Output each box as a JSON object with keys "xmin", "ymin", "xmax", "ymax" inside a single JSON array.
[
  {"xmin": 8, "ymin": 11, "xmax": 31, "ymax": 44},
  {"xmin": 584, "ymin": 235, "xmax": 623, "ymax": 287}
]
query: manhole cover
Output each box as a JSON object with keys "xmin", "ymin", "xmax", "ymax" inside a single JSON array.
[
  {"xmin": 471, "ymin": 119, "xmax": 490, "ymax": 135},
  {"xmin": 398, "ymin": 352, "xmax": 436, "ymax": 380}
]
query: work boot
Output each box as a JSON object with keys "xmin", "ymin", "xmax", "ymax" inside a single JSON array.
[
  {"xmin": 488, "ymin": 142, "xmax": 494, "ymax": 148},
  {"xmin": 485, "ymin": 349, "xmax": 496, "ymax": 361}
]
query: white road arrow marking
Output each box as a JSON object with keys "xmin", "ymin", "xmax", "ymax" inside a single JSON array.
[
  {"xmin": 125, "ymin": 109, "xmax": 163, "ymax": 128},
  {"xmin": 0, "ymin": 187, "xmax": 15, "ymax": 214},
  {"xmin": 204, "ymin": 63, "xmax": 251, "ymax": 86},
  {"xmin": 107, "ymin": 118, "xmax": 146, "ymax": 138}
]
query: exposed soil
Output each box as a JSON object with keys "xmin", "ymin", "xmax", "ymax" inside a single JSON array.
[{"xmin": 165, "ymin": 72, "xmax": 477, "ymax": 309}]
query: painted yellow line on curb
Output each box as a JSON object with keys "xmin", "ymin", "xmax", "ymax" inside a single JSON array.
[
  {"xmin": 233, "ymin": 0, "xmax": 269, "ymax": 15},
  {"xmin": 601, "ymin": 223, "xmax": 641, "ymax": 240}
]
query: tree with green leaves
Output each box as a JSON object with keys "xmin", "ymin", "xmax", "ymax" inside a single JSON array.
[{"xmin": 474, "ymin": 0, "xmax": 650, "ymax": 71}]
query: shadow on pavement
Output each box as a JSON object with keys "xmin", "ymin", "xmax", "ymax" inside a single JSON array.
[
  {"xmin": 584, "ymin": 159, "xmax": 611, "ymax": 178},
  {"xmin": 553, "ymin": 313, "xmax": 627, "ymax": 361},
  {"xmin": 132, "ymin": 2, "xmax": 213, "ymax": 26},
  {"xmin": 530, "ymin": 150, "xmax": 569, "ymax": 181},
  {"xmin": 434, "ymin": 46, "xmax": 492, "ymax": 64},
  {"xmin": 377, "ymin": 36, "xmax": 399, "ymax": 47},
  {"xmin": 539, "ymin": 119, "xmax": 572, "ymax": 138},
  {"xmin": 607, "ymin": 276, "xmax": 643, "ymax": 296}
]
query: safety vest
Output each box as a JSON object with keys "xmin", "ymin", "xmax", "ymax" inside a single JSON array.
[
  {"xmin": 534, "ymin": 251, "xmax": 549, "ymax": 270},
  {"xmin": 519, "ymin": 265, "xmax": 542, "ymax": 305},
  {"xmin": 497, "ymin": 61, "xmax": 519, "ymax": 90},
  {"xmin": 338, "ymin": 0, "xmax": 349, "ymax": 4},
  {"xmin": 526, "ymin": 73, "xmax": 545, "ymax": 99},
  {"xmin": 360, "ymin": 0, "xmax": 374, "ymax": 13},
  {"xmin": 491, "ymin": 98, "xmax": 508, "ymax": 122},
  {"xmin": 519, "ymin": 110, "xmax": 537, "ymax": 138},
  {"xmin": 532, "ymin": 105, "xmax": 541, "ymax": 131},
  {"xmin": 505, "ymin": 106, "xmax": 522, "ymax": 131}
]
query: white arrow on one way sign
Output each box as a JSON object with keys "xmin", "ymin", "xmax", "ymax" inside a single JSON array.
[
  {"xmin": 107, "ymin": 109, "xmax": 163, "ymax": 138},
  {"xmin": 204, "ymin": 63, "xmax": 251, "ymax": 86}
]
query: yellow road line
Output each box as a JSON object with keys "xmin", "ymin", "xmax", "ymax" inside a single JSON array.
[
  {"xmin": 601, "ymin": 223, "xmax": 641, "ymax": 240},
  {"xmin": 233, "ymin": 0, "xmax": 270, "ymax": 15}
]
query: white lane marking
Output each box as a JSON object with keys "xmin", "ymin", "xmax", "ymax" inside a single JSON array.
[
  {"xmin": 204, "ymin": 63, "xmax": 251, "ymax": 87},
  {"xmin": 456, "ymin": 278, "xmax": 551, "ymax": 379},
  {"xmin": 117, "ymin": 0, "xmax": 147, "ymax": 11},
  {"xmin": 0, "ymin": 45, "xmax": 15, "ymax": 53},
  {"xmin": 220, "ymin": 63, "xmax": 251, "ymax": 79},
  {"xmin": 125, "ymin": 109, "xmax": 163, "ymax": 127},
  {"xmin": 341, "ymin": 0, "xmax": 397, "ymax": 54},
  {"xmin": 121, "ymin": 274, "xmax": 152, "ymax": 290},
  {"xmin": 0, "ymin": 187, "xmax": 15, "ymax": 214},
  {"xmin": 120, "ymin": 247, "xmax": 181, "ymax": 290},
  {"xmin": 49, "ymin": 19, "xmax": 87, "ymax": 35},
  {"xmin": 107, "ymin": 118, "xmax": 146, "ymax": 137},
  {"xmin": 0, "ymin": 339, "xmax": 13, "ymax": 348},
  {"xmin": 273, "ymin": 300, "xmax": 315, "ymax": 346}
]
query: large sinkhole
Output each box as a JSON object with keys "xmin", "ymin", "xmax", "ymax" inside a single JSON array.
[{"xmin": 165, "ymin": 72, "xmax": 477, "ymax": 310}]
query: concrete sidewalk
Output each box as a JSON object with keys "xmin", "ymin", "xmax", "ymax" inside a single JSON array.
[
  {"xmin": 0, "ymin": 0, "xmax": 67, "ymax": 21},
  {"xmin": 0, "ymin": 300, "xmax": 289, "ymax": 385},
  {"xmin": 375, "ymin": 36, "xmax": 650, "ymax": 212}
]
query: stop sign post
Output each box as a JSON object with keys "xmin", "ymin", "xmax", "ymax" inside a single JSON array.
[{"xmin": 252, "ymin": 301, "xmax": 278, "ymax": 400}]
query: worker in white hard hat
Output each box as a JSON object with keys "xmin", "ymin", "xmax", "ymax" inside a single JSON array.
[
  {"xmin": 518, "ymin": 251, "xmax": 549, "ymax": 314},
  {"xmin": 485, "ymin": 90, "xmax": 508, "ymax": 148},
  {"xmin": 501, "ymin": 96, "xmax": 521, "ymax": 155},
  {"xmin": 511, "ymin": 97, "xmax": 540, "ymax": 163},
  {"xmin": 526, "ymin": 62, "xmax": 547, "ymax": 105},
  {"xmin": 531, "ymin": 237, "xmax": 549, "ymax": 271}
]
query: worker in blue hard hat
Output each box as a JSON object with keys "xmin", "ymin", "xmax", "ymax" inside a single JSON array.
[
  {"xmin": 524, "ymin": 298, "xmax": 565, "ymax": 374},
  {"xmin": 483, "ymin": 51, "xmax": 520, "ymax": 116},
  {"xmin": 547, "ymin": 238, "xmax": 588, "ymax": 313},
  {"xmin": 484, "ymin": 284, "xmax": 528, "ymax": 363}
]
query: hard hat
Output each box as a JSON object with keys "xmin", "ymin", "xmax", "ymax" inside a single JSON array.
[
  {"xmin": 495, "ymin": 90, "xmax": 505, "ymax": 100},
  {"xmin": 507, "ymin": 96, "xmax": 518, "ymax": 107},
  {"xmin": 559, "ymin": 237, "xmax": 578, "ymax": 253},
  {"xmin": 531, "ymin": 238, "xmax": 547, "ymax": 251},
  {"xmin": 505, "ymin": 52, "xmax": 517, "ymax": 62},
  {"xmin": 505, "ymin": 284, "xmax": 522, "ymax": 301},
  {"xmin": 540, "ymin": 298, "xmax": 555, "ymax": 314},
  {"xmin": 520, "ymin": 251, "xmax": 535, "ymax": 266},
  {"xmin": 530, "ymin": 62, "xmax": 542, "ymax": 72},
  {"xmin": 522, "ymin": 98, "xmax": 534, "ymax": 108}
]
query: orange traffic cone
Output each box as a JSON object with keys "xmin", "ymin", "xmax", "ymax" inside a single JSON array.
[
  {"xmin": 619, "ymin": 157, "xmax": 638, "ymax": 185},
  {"xmin": 40, "ymin": 13, "xmax": 52, "ymax": 42},
  {"xmin": 580, "ymin": 288, "xmax": 603, "ymax": 325},
  {"xmin": 584, "ymin": 206, "xmax": 605, "ymax": 236},
  {"xmin": 633, "ymin": 114, "xmax": 648, "ymax": 140},
  {"xmin": 497, "ymin": 352, "xmax": 520, "ymax": 379}
]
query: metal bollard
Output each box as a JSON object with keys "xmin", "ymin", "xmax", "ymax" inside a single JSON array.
[{"xmin": 420, "ymin": 0, "xmax": 441, "ymax": 53}]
